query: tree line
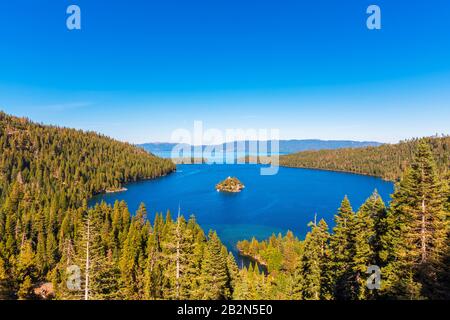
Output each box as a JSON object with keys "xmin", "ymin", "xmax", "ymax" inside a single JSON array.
[{"xmin": 279, "ymin": 135, "xmax": 450, "ymax": 181}]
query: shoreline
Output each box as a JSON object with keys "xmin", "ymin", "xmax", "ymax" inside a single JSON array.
[
  {"xmin": 171, "ymin": 155, "xmax": 394, "ymax": 182},
  {"xmin": 105, "ymin": 187, "xmax": 128, "ymax": 193},
  {"xmin": 92, "ymin": 167, "xmax": 177, "ymax": 197},
  {"xmin": 237, "ymin": 249, "xmax": 269, "ymax": 273},
  {"xmin": 278, "ymin": 164, "xmax": 395, "ymax": 182}
]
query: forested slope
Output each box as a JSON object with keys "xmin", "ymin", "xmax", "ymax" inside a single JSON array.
[
  {"xmin": 0, "ymin": 112, "xmax": 176, "ymax": 205},
  {"xmin": 239, "ymin": 141, "xmax": 450, "ymax": 300},
  {"xmin": 0, "ymin": 111, "xmax": 176, "ymax": 298},
  {"xmin": 280, "ymin": 136, "xmax": 450, "ymax": 181},
  {"xmin": 1, "ymin": 111, "xmax": 448, "ymax": 300}
]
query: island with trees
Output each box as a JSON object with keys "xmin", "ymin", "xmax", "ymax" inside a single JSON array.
[{"xmin": 216, "ymin": 177, "xmax": 245, "ymax": 193}]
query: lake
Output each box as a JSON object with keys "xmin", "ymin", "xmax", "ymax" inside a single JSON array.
[{"xmin": 90, "ymin": 163, "xmax": 394, "ymax": 266}]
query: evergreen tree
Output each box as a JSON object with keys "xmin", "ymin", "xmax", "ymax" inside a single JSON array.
[
  {"xmin": 119, "ymin": 203, "xmax": 149, "ymax": 299},
  {"xmin": 15, "ymin": 240, "xmax": 37, "ymax": 299},
  {"xmin": 94, "ymin": 249, "xmax": 121, "ymax": 300},
  {"xmin": 329, "ymin": 196, "xmax": 356, "ymax": 299},
  {"xmin": 234, "ymin": 264, "xmax": 269, "ymax": 300},
  {"xmin": 226, "ymin": 252, "xmax": 240, "ymax": 299},
  {"xmin": 352, "ymin": 191, "xmax": 386, "ymax": 300},
  {"xmin": 381, "ymin": 140, "xmax": 448, "ymax": 299},
  {"xmin": 0, "ymin": 254, "xmax": 11, "ymax": 299},
  {"xmin": 294, "ymin": 219, "xmax": 330, "ymax": 300},
  {"xmin": 160, "ymin": 213, "xmax": 198, "ymax": 299},
  {"xmin": 198, "ymin": 231, "xmax": 230, "ymax": 300}
]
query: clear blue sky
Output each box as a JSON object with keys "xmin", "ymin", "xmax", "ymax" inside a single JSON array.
[{"xmin": 0, "ymin": 0, "xmax": 449, "ymax": 143}]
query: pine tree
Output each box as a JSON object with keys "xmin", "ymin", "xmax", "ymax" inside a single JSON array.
[
  {"xmin": 237, "ymin": 263, "xmax": 269, "ymax": 300},
  {"xmin": 119, "ymin": 203, "xmax": 149, "ymax": 299},
  {"xmin": 438, "ymin": 174, "xmax": 450, "ymax": 299},
  {"xmin": 46, "ymin": 231, "xmax": 58, "ymax": 270},
  {"xmin": 0, "ymin": 255, "xmax": 11, "ymax": 299},
  {"xmin": 329, "ymin": 196, "xmax": 356, "ymax": 299},
  {"xmin": 226, "ymin": 252, "xmax": 240, "ymax": 299},
  {"xmin": 15, "ymin": 240, "xmax": 37, "ymax": 299},
  {"xmin": 35, "ymin": 231, "xmax": 47, "ymax": 275},
  {"xmin": 144, "ymin": 229, "xmax": 162, "ymax": 299},
  {"xmin": 55, "ymin": 208, "xmax": 121, "ymax": 300},
  {"xmin": 198, "ymin": 231, "xmax": 230, "ymax": 300},
  {"xmin": 94, "ymin": 249, "xmax": 121, "ymax": 300},
  {"xmin": 381, "ymin": 140, "xmax": 448, "ymax": 299},
  {"xmin": 294, "ymin": 219, "xmax": 330, "ymax": 300},
  {"xmin": 160, "ymin": 211, "xmax": 198, "ymax": 299},
  {"xmin": 352, "ymin": 191, "xmax": 386, "ymax": 300},
  {"xmin": 185, "ymin": 215, "xmax": 206, "ymax": 298}
]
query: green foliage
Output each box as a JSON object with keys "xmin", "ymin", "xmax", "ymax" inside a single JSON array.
[
  {"xmin": 237, "ymin": 231, "xmax": 301, "ymax": 275},
  {"xmin": 233, "ymin": 264, "xmax": 269, "ymax": 300},
  {"xmin": 1, "ymin": 111, "xmax": 449, "ymax": 300},
  {"xmin": 0, "ymin": 112, "xmax": 175, "ymax": 298},
  {"xmin": 294, "ymin": 219, "xmax": 330, "ymax": 300},
  {"xmin": 380, "ymin": 140, "xmax": 448, "ymax": 299},
  {"xmin": 49, "ymin": 203, "xmax": 237, "ymax": 300},
  {"xmin": 240, "ymin": 140, "xmax": 450, "ymax": 300},
  {"xmin": 328, "ymin": 197, "xmax": 358, "ymax": 299},
  {"xmin": 280, "ymin": 136, "xmax": 450, "ymax": 181},
  {"xmin": 198, "ymin": 231, "xmax": 231, "ymax": 300}
]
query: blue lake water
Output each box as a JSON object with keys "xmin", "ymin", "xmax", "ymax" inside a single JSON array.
[{"xmin": 90, "ymin": 164, "xmax": 394, "ymax": 265}]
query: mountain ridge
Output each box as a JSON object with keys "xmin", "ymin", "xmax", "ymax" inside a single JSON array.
[{"xmin": 139, "ymin": 139, "xmax": 383, "ymax": 154}]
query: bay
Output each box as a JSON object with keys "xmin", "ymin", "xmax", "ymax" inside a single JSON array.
[{"xmin": 90, "ymin": 163, "xmax": 394, "ymax": 266}]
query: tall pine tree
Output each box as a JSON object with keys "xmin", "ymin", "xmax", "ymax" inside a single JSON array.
[
  {"xmin": 329, "ymin": 196, "xmax": 356, "ymax": 299},
  {"xmin": 294, "ymin": 218, "xmax": 330, "ymax": 300},
  {"xmin": 381, "ymin": 140, "xmax": 448, "ymax": 299}
]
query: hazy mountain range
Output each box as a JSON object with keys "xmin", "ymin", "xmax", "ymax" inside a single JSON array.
[{"xmin": 139, "ymin": 140, "xmax": 382, "ymax": 155}]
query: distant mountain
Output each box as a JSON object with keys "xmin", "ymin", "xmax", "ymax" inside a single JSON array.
[{"xmin": 139, "ymin": 140, "xmax": 382, "ymax": 154}]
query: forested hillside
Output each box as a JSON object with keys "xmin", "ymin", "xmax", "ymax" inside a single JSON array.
[
  {"xmin": 0, "ymin": 112, "xmax": 176, "ymax": 298},
  {"xmin": 280, "ymin": 136, "xmax": 450, "ymax": 181},
  {"xmin": 52, "ymin": 202, "xmax": 240, "ymax": 300},
  {"xmin": 0, "ymin": 111, "xmax": 448, "ymax": 300},
  {"xmin": 238, "ymin": 141, "xmax": 450, "ymax": 299}
]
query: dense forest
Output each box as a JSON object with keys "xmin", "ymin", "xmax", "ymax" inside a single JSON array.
[
  {"xmin": 239, "ymin": 141, "xmax": 450, "ymax": 299},
  {"xmin": 0, "ymin": 112, "xmax": 175, "ymax": 298},
  {"xmin": 0, "ymin": 111, "xmax": 449, "ymax": 300},
  {"xmin": 279, "ymin": 136, "xmax": 450, "ymax": 181}
]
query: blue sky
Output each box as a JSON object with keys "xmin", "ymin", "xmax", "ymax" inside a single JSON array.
[{"xmin": 0, "ymin": 0, "xmax": 449, "ymax": 143}]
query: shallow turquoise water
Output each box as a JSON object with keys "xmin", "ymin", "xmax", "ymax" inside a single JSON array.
[{"xmin": 90, "ymin": 164, "xmax": 394, "ymax": 265}]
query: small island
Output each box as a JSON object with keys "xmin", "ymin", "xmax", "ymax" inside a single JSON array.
[{"xmin": 216, "ymin": 176, "xmax": 245, "ymax": 193}]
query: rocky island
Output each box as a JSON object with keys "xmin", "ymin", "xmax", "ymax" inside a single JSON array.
[{"xmin": 216, "ymin": 176, "xmax": 245, "ymax": 193}]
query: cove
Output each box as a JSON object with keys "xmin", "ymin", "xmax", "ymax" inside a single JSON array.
[{"xmin": 89, "ymin": 164, "xmax": 394, "ymax": 266}]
